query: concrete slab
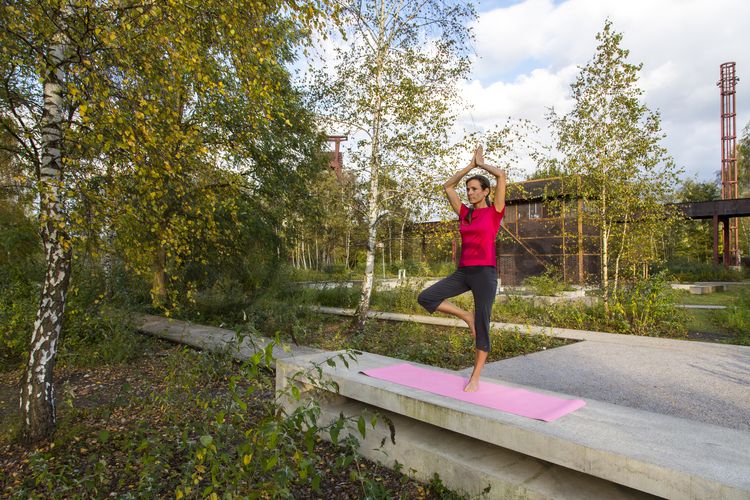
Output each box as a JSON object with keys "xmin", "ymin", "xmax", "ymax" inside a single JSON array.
[
  {"xmin": 137, "ymin": 314, "xmax": 323, "ymax": 362},
  {"xmin": 469, "ymin": 340, "xmax": 750, "ymax": 432},
  {"xmin": 302, "ymin": 395, "xmax": 658, "ymax": 499},
  {"xmin": 277, "ymin": 350, "xmax": 750, "ymax": 500},
  {"xmin": 313, "ymin": 305, "xmax": 739, "ymax": 347},
  {"xmin": 675, "ymin": 304, "xmax": 727, "ymax": 309},
  {"xmin": 313, "ymin": 307, "xmax": 750, "ymax": 432}
]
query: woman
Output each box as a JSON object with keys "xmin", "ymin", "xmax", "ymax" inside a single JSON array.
[{"xmin": 417, "ymin": 145, "xmax": 506, "ymax": 392}]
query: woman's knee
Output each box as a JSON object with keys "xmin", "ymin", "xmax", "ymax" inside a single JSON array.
[
  {"xmin": 417, "ymin": 290, "xmax": 431, "ymax": 310},
  {"xmin": 476, "ymin": 338, "xmax": 491, "ymax": 352}
]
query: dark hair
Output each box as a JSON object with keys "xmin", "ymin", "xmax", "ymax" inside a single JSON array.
[{"xmin": 464, "ymin": 175, "xmax": 492, "ymax": 224}]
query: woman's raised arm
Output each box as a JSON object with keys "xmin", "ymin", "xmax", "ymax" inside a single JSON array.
[
  {"xmin": 443, "ymin": 149, "xmax": 479, "ymax": 215},
  {"xmin": 475, "ymin": 146, "xmax": 506, "ymax": 213}
]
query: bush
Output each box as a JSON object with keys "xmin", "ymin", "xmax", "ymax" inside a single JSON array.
[
  {"xmin": 665, "ymin": 258, "xmax": 748, "ymax": 282},
  {"xmin": 57, "ymin": 306, "xmax": 160, "ymax": 368},
  {"xmin": 7, "ymin": 341, "xmax": 396, "ymax": 498},
  {"xmin": 523, "ymin": 270, "xmax": 569, "ymax": 296},
  {"xmin": 610, "ymin": 272, "xmax": 687, "ymax": 337},
  {"xmin": 371, "ymin": 282, "xmax": 423, "ymax": 314},
  {"xmin": 0, "ymin": 280, "xmax": 38, "ymax": 370},
  {"xmin": 191, "ymin": 276, "xmax": 251, "ymax": 323},
  {"xmin": 311, "ymin": 285, "xmax": 361, "ymax": 309},
  {"xmin": 402, "ymin": 259, "xmax": 433, "ymax": 277},
  {"xmin": 720, "ymin": 288, "xmax": 750, "ymax": 345}
]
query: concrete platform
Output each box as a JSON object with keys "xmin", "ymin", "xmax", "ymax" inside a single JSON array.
[
  {"xmin": 470, "ymin": 339, "xmax": 750, "ymax": 433},
  {"xmin": 315, "ymin": 307, "xmax": 750, "ymax": 431},
  {"xmin": 137, "ymin": 314, "xmax": 323, "ymax": 362},
  {"xmin": 277, "ymin": 350, "xmax": 750, "ymax": 500},
  {"xmin": 675, "ymin": 304, "xmax": 727, "ymax": 309},
  {"xmin": 138, "ymin": 313, "xmax": 750, "ymax": 498},
  {"xmin": 308, "ymin": 395, "xmax": 658, "ymax": 499}
]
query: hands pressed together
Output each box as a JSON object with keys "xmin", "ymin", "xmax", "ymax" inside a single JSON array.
[{"xmin": 470, "ymin": 144, "xmax": 505, "ymax": 179}]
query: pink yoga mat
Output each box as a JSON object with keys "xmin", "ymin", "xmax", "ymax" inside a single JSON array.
[{"xmin": 361, "ymin": 363, "xmax": 585, "ymax": 422}]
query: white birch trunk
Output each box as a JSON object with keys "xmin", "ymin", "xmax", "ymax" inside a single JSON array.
[
  {"xmin": 355, "ymin": 41, "xmax": 385, "ymax": 331},
  {"xmin": 345, "ymin": 229, "xmax": 350, "ymax": 269},
  {"xmin": 20, "ymin": 25, "xmax": 72, "ymax": 443},
  {"xmin": 613, "ymin": 214, "xmax": 628, "ymax": 297},
  {"xmin": 399, "ymin": 218, "xmax": 406, "ymax": 262},
  {"xmin": 601, "ymin": 184, "xmax": 609, "ymax": 315}
]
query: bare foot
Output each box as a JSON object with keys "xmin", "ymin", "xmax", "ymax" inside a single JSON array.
[
  {"xmin": 474, "ymin": 144, "xmax": 485, "ymax": 167},
  {"xmin": 463, "ymin": 379, "xmax": 480, "ymax": 392},
  {"xmin": 462, "ymin": 312, "xmax": 476, "ymax": 339}
]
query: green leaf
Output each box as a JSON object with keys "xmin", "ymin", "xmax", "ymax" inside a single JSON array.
[
  {"xmin": 199, "ymin": 435, "xmax": 213, "ymax": 447},
  {"xmin": 97, "ymin": 430, "xmax": 110, "ymax": 443},
  {"xmin": 357, "ymin": 416, "xmax": 366, "ymax": 438}
]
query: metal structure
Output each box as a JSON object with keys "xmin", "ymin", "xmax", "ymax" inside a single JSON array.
[
  {"xmin": 327, "ymin": 135, "xmax": 347, "ymax": 179},
  {"xmin": 495, "ymin": 177, "xmax": 599, "ymax": 285},
  {"xmin": 718, "ymin": 62, "xmax": 740, "ymax": 265}
]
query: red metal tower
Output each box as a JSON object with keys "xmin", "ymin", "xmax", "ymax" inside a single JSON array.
[
  {"xmin": 327, "ymin": 135, "xmax": 347, "ymax": 180},
  {"xmin": 718, "ymin": 62, "xmax": 740, "ymax": 266}
]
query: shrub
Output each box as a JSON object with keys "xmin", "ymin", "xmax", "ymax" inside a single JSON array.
[
  {"xmin": 402, "ymin": 259, "xmax": 433, "ymax": 277},
  {"xmin": 523, "ymin": 270, "xmax": 568, "ymax": 296},
  {"xmin": 610, "ymin": 272, "xmax": 687, "ymax": 337},
  {"xmin": 0, "ymin": 280, "xmax": 38, "ymax": 370},
  {"xmin": 720, "ymin": 288, "xmax": 750, "ymax": 345},
  {"xmin": 372, "ymin": 281, "xmax": 423, "ymax": 314},
  {"xmin": 665, "ymin": 258, "xmax": 748, "ymax": 282}
]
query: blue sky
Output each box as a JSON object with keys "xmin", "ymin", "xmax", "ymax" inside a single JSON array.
[{"xmin": 458, "ymin": 0, "xmax": 750, "ymax": 182}]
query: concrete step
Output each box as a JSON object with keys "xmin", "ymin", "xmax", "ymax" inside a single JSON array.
[
  {"xmin": 137, "ymin": 314, "xmax": 324, "ymax": 361},
  {"xmin": 675, "ymin": 304, "xmax": 727, "ymax": 309},
  {"xmin": 277, "ymin": 350, "xmax": 750, "ymax": 500},
  {"xmin": 310, "ymin": 396, "xmax": 657, "ymax": 499}
]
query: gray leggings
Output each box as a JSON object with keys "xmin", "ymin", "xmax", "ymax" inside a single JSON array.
[{"xmin": 417, "ymin": 266, "xmax": 497, "ymax": 352}]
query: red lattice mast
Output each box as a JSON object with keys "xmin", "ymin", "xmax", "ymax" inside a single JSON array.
[
  {"xmin": 718, "ymin": 62, "xmax": 740, "ymax": 265},
  {"xmin": 327, "ymin": 135, "xmax": 347, "ymax": 180}
]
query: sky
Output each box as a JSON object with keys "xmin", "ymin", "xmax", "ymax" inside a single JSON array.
[{"xmin": 458, "ymin": 0, "xmax": 750, "ymax": 182}]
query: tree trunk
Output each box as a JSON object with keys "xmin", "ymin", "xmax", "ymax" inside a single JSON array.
[
  {"xmin": 613, "ymin": 214, "xmax": 628, "ymax": 297},
  {"xmin": 102, "ymin": 228, "xmax": 114, "ymax": 298},
  {"xmin": 602, "ymin": 224, "xmax": 609, "ymax": 315},
  {"xmin": 151, "ymin": 245, "xmax": 167, "ymax": 307},
  {"xmin": 355, "ymin": 146, "xmax": 382, "ymax": 329},
  {"xmin": 355, "ymin": 43, "xmax": 385, "ymax": 331},
  {"xmin": 20, "ymin": 27, "xmax": 71, "ymax": 443},
  {"xmin": 600, "ymin": 184, "xmax": 609, "ymax": 316},
  {"xmin": 387, "ymin": 222, "xmax": 392, "ymax": 266},
  {"xmin": 399, "ymin": 218, "xmax": 406, "ymax": 262},
  {"xmin": 345, "ymin": 229, "xmax": 351, "ymax": 269}
]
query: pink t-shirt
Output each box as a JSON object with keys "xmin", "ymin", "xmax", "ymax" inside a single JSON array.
[{"xmin": 458, "ymin": 204, "xmax": 505, "ymax": 267}]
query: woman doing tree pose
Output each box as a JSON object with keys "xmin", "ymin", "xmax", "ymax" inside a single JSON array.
[{"xmin": 417, "ymin": 145, "xmax": 506, "ymax": 392}]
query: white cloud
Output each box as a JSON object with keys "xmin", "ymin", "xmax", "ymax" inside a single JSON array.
[{"xmin": 463, "ymin": 0, "xmax": 750, "ymax": 181}]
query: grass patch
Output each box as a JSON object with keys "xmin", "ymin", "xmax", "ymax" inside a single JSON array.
[
  {"xmin": 674, "ymin": 285, "xmax": 749, "ymax": 306},
  {"xmin": 676, "ymin": 286, "xmax": 750, "ymax": 345},
  {"xmin": 300, "ymin": 280, "xmax": 690, "ymax": 339},
  {"xmin": 683, "ymin": 309, "xmax": 732, "ymax": 335},
  {"xmin": 277, "ymin": 314, "xmax": 569, "ymax": 370}
]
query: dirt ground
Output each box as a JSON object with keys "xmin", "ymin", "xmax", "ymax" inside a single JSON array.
[{"xmin": 0, "ymin": 341, "xmax": 456, "ymax": 499}]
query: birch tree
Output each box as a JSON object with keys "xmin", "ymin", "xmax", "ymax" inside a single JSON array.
[
  {"xmin": 1, "ymin": 0, "xmax": 335, "ymax": 442},
  {"xmin": 311, "ymin": 0, "xmax": 475, "ymax": 330},
  {"xmin": 549, "ymin": 21, "xmax": 681, "ymax": 313}
]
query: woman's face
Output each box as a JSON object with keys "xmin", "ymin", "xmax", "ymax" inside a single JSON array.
[{"xmin": 466, "ymin": 179, "xmax": 489, "ymax": 206}]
